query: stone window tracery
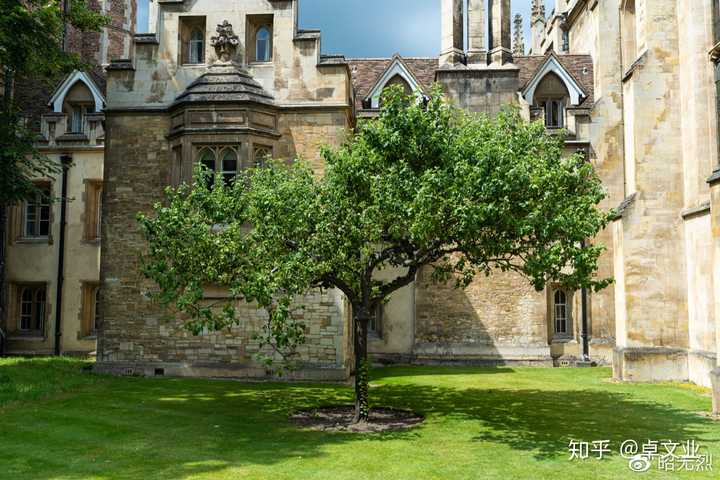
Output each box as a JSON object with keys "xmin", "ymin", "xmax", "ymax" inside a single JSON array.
[
  {"xmin": 196, "ymin": 146, "xmax": 240, "ymax": 187},
  {"xmin": 253, "ymin": 146, "xmax": 272, "ymax": 168}
]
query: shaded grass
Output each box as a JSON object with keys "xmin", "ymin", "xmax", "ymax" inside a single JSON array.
[{"xmin": 0, "ymin": 358, "xmax": 718, "ymax": 479}]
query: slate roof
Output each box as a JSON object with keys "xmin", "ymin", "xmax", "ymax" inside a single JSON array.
[
  {"xmin": 173, "ymin": 63, "xmax": 275, "ymax": 108},
  {"xmin": 348, "ymin": 57, "xmax": 438, "ymax": 112},
  {"xmin": 349, "ymin": 53, "xmax": 595, "ymax": 112}
]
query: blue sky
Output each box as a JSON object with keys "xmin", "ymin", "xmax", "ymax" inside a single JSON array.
[{"xmin": 137, "ymin": 0, "xmax": 536, "ymax": 58}]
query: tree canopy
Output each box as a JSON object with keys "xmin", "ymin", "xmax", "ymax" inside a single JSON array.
[
  {"xmin": 140, "ymin": 86, "xmax": 613, "ymax": 422},
  {"xmin": 0, "ymin": 0, "xmax": 108, "ymax": 204}
]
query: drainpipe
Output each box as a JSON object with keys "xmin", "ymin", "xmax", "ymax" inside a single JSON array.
[{"xmin": 54, "ymin": 155, "xmax": 72, "ymax": 355}]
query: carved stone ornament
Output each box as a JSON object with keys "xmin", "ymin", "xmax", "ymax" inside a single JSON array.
[{"xmin": 211, "ymin": 20, "xmax": 240, "ymax": 63}]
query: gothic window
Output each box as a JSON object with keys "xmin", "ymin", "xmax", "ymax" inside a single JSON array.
[
  {"xmin": 18, "ymin": 285, "xmax": 46, "ymax": 334},
  {"xmin": 253, "ymin": 146, "xmax": 272, "ymax": 168},
  {"xmin": 533, "ymin": 72, "xmax": 569, "ymax": 129},
  {"xmin": 220, "ymin": 148, "xmax": 239, "ymax": 186},
  {"xmin": 561, "ymin": 30, "xmax": 569, "ymax": 53},
  {"xmin": 23, "ymin": 185, "xmax": 51, "ymax": 238},
  {"xmin": 188, "ymin": 29, "xmax": 205, "ymax": 64},
  {"xmin": 256, "ymin": 27, "xmax": 271, "ymax": 62},
  {"xmin": 196, "ymin": 146, "xmax": 241, "ymax": 187},
  {"xmin": 553, "ymin": 290, "xmax": 571, "ymax": 337}
]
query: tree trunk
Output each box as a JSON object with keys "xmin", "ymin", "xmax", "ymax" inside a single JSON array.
[
  {"xmin": 352, "ymin": 312, "xmax": 370, "ymax": 423},
  {"xmin": 0, "ymin": 205, "xmax": 6, "ymax": 354}
]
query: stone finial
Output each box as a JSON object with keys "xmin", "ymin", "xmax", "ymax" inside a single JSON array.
[
  {"xmin": 211, "ymin": 20, "xmax": 240, "ymax": 63},
  {"xmin": 532, "ymin": 0, "xmax": 546, "ymax": 22},
  {"xmin": 513, "ymin": 14, "xmax": 525, "ymax": 56},
  {"xmin": 531, "ymin": 0, "xmax": 546, "ymax": 54}
]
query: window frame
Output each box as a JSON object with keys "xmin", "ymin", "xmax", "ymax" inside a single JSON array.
[
  {"xmin": 179, "ymin": 16, "xmax": 207, "ymax": 66},
  {"xmin": 188, "ymin": 28, "xmax": 205, "ymax": 65},
  {"xmin": 22, "ymin": 184, "xmax": 52, "ymax": 240},
  {"xmin": 551, "ymin": 288, "xmax": 573, "ymax": 340},
  {"xmin": 80, "ymin": 282, "xmax": 100, "ymax": 338},
  {"xmin": 83, "ymin": 179, "xmax": 103, "ymax": 243},
  {"xmin": 369, "ymin": 303, "xmax": 384, "ymax": 339},
  {"xmin": 195, "ymin": 145, "xmax": 242, "ymax": 187},
  {"xmin": 17, "ymin": 284, "xmax": 47, "ymax": 336},
  {"xmin": 253, "ymin": 145, "xmax": 273, "ymax": 168},
  {"xmin": 544, "ymin": 99, "xmax": 565, "ymax": 129}
]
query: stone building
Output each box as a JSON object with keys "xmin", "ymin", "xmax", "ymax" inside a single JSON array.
[
  {"xmin": 97, "ymin": 0, "xmax": 354, "ymax": 379},
  {"xmin": 4, "ymin": 0, "xmax": 720, "ymax": 414},
  {"xmin": 95, "ymin": 0, "xmax": 607, "ymax": 381},
  {"xmin": 2, "ymin": 0, "xmax": 135, "ymax": 355},
  {"xmin": 534, "ymin": 0, "xmax": 720, "ymax": 411}
]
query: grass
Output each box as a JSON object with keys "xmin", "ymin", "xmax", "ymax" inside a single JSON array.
[{"xmin": 0, "ymin": 358, "xmax": 718, "ymax": 479}]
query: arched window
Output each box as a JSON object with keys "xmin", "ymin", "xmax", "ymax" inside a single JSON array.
[
  {"xmin": 199, "ymin": 148, "xmax": 216, "ymax": 188},
  {"xmin": 188, "ymin": 29, "xmax": 204, "ymax": 64},
  {"xmin": 256, "ymin": 27, "xmax": 271, "ymax": 62},
  {"xmin": 554, "ymin": 290, "xmax": 569, "ymax": 336},
  {"xmin": 196, "ymin": 146, "xmax": 242, "ymax": 188},
  {"xmin": 220, "ymin": 148, "xmax": 238, "ymax": 185},
  {"xmin": 254, "ymin": 146, "xmax": 272, "ymax": 168},
  {"xmin": 533, "ymin": 72, "xmax": 569, "ymax": 129}
]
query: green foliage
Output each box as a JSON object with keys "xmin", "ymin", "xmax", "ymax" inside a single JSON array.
[
  {"xmin": 139, "ymin": 86, "xmax": 613, "ymax": 370},
  {"xmin": 0, "ymin": 0, "xmax": 108, "ymax": 205}
]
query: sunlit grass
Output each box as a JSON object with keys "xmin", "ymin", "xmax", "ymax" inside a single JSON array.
[{"xmin": 0, "ymin": 358, "xmax": 718, "ymax": 479}]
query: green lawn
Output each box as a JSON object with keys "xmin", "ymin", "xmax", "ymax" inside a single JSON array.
[{"xmin": 0, "ymin": 358, "xmax": 718, "ymax": 479}]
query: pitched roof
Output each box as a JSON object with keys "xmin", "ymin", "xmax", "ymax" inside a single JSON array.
[
  {"xmin": 348, "ymin": 57, "xmax": 438, "ymax": 112},
  {"xmin": 515, "ymin": 54, "xmax": 594, "ymax": 107}
]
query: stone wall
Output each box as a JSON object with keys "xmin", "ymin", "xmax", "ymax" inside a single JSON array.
[
  {"xmin": 276, "ymin": 109, "xmax": 351, "ymax": 175},
  {"xmin": 436, "ymin": 68, "xmax": 520, "ymax": 116},
  {"xmin": 412, "ymin": 266, "xmax": 551, "ymax": 365},
  {"xmin": 97, "ymin": 111, "xmax": 349, "ymax": 379}
]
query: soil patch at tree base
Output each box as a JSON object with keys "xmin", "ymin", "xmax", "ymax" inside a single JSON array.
[{"xmin": 290, "ymin": 406, "xmax": 424, "ymax": 433}]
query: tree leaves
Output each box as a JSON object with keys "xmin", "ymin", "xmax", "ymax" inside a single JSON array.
[{"xmin": 139, "ymin": 86, "xmax": 613, "ymax": 370}]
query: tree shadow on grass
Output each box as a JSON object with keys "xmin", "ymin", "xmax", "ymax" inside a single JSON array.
[
  {"xmin": 372, "ymin": 382, "xmax": 720, "ymax": 460},
  {"xmin": 370, "ymin": 364, "xmax": 516, "ymax": 380},
  {"xmin": 1, "ymin": 360, "xmax": 718, "ymax": 478}
]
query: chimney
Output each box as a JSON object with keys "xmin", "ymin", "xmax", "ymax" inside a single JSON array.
[
  {"xmin": 440, "ymin": 0, "xmax": 464, "ymax": 66},
  {"xmin": 513, "ymin": 14, "xmax": 525, "ymax": 56},
  {"xmin": 467, "ymin": 0, "xmax": 487, "ymax": 65},
  {"xmin": 488, "ymin": 0, "xmax": 513, "ymax": 65},
  {"xmin": 531, "ymin": 0, "xmax": 546, "ymax": 55}
]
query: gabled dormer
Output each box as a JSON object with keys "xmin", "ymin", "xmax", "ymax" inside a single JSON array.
[
  {"xmin": 42, "ymin": 70, "xmax": 105, "ymax": 146},
  {"xmin": 363, "ymin": 54, "xmax": 426, "ymax": 110}
]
